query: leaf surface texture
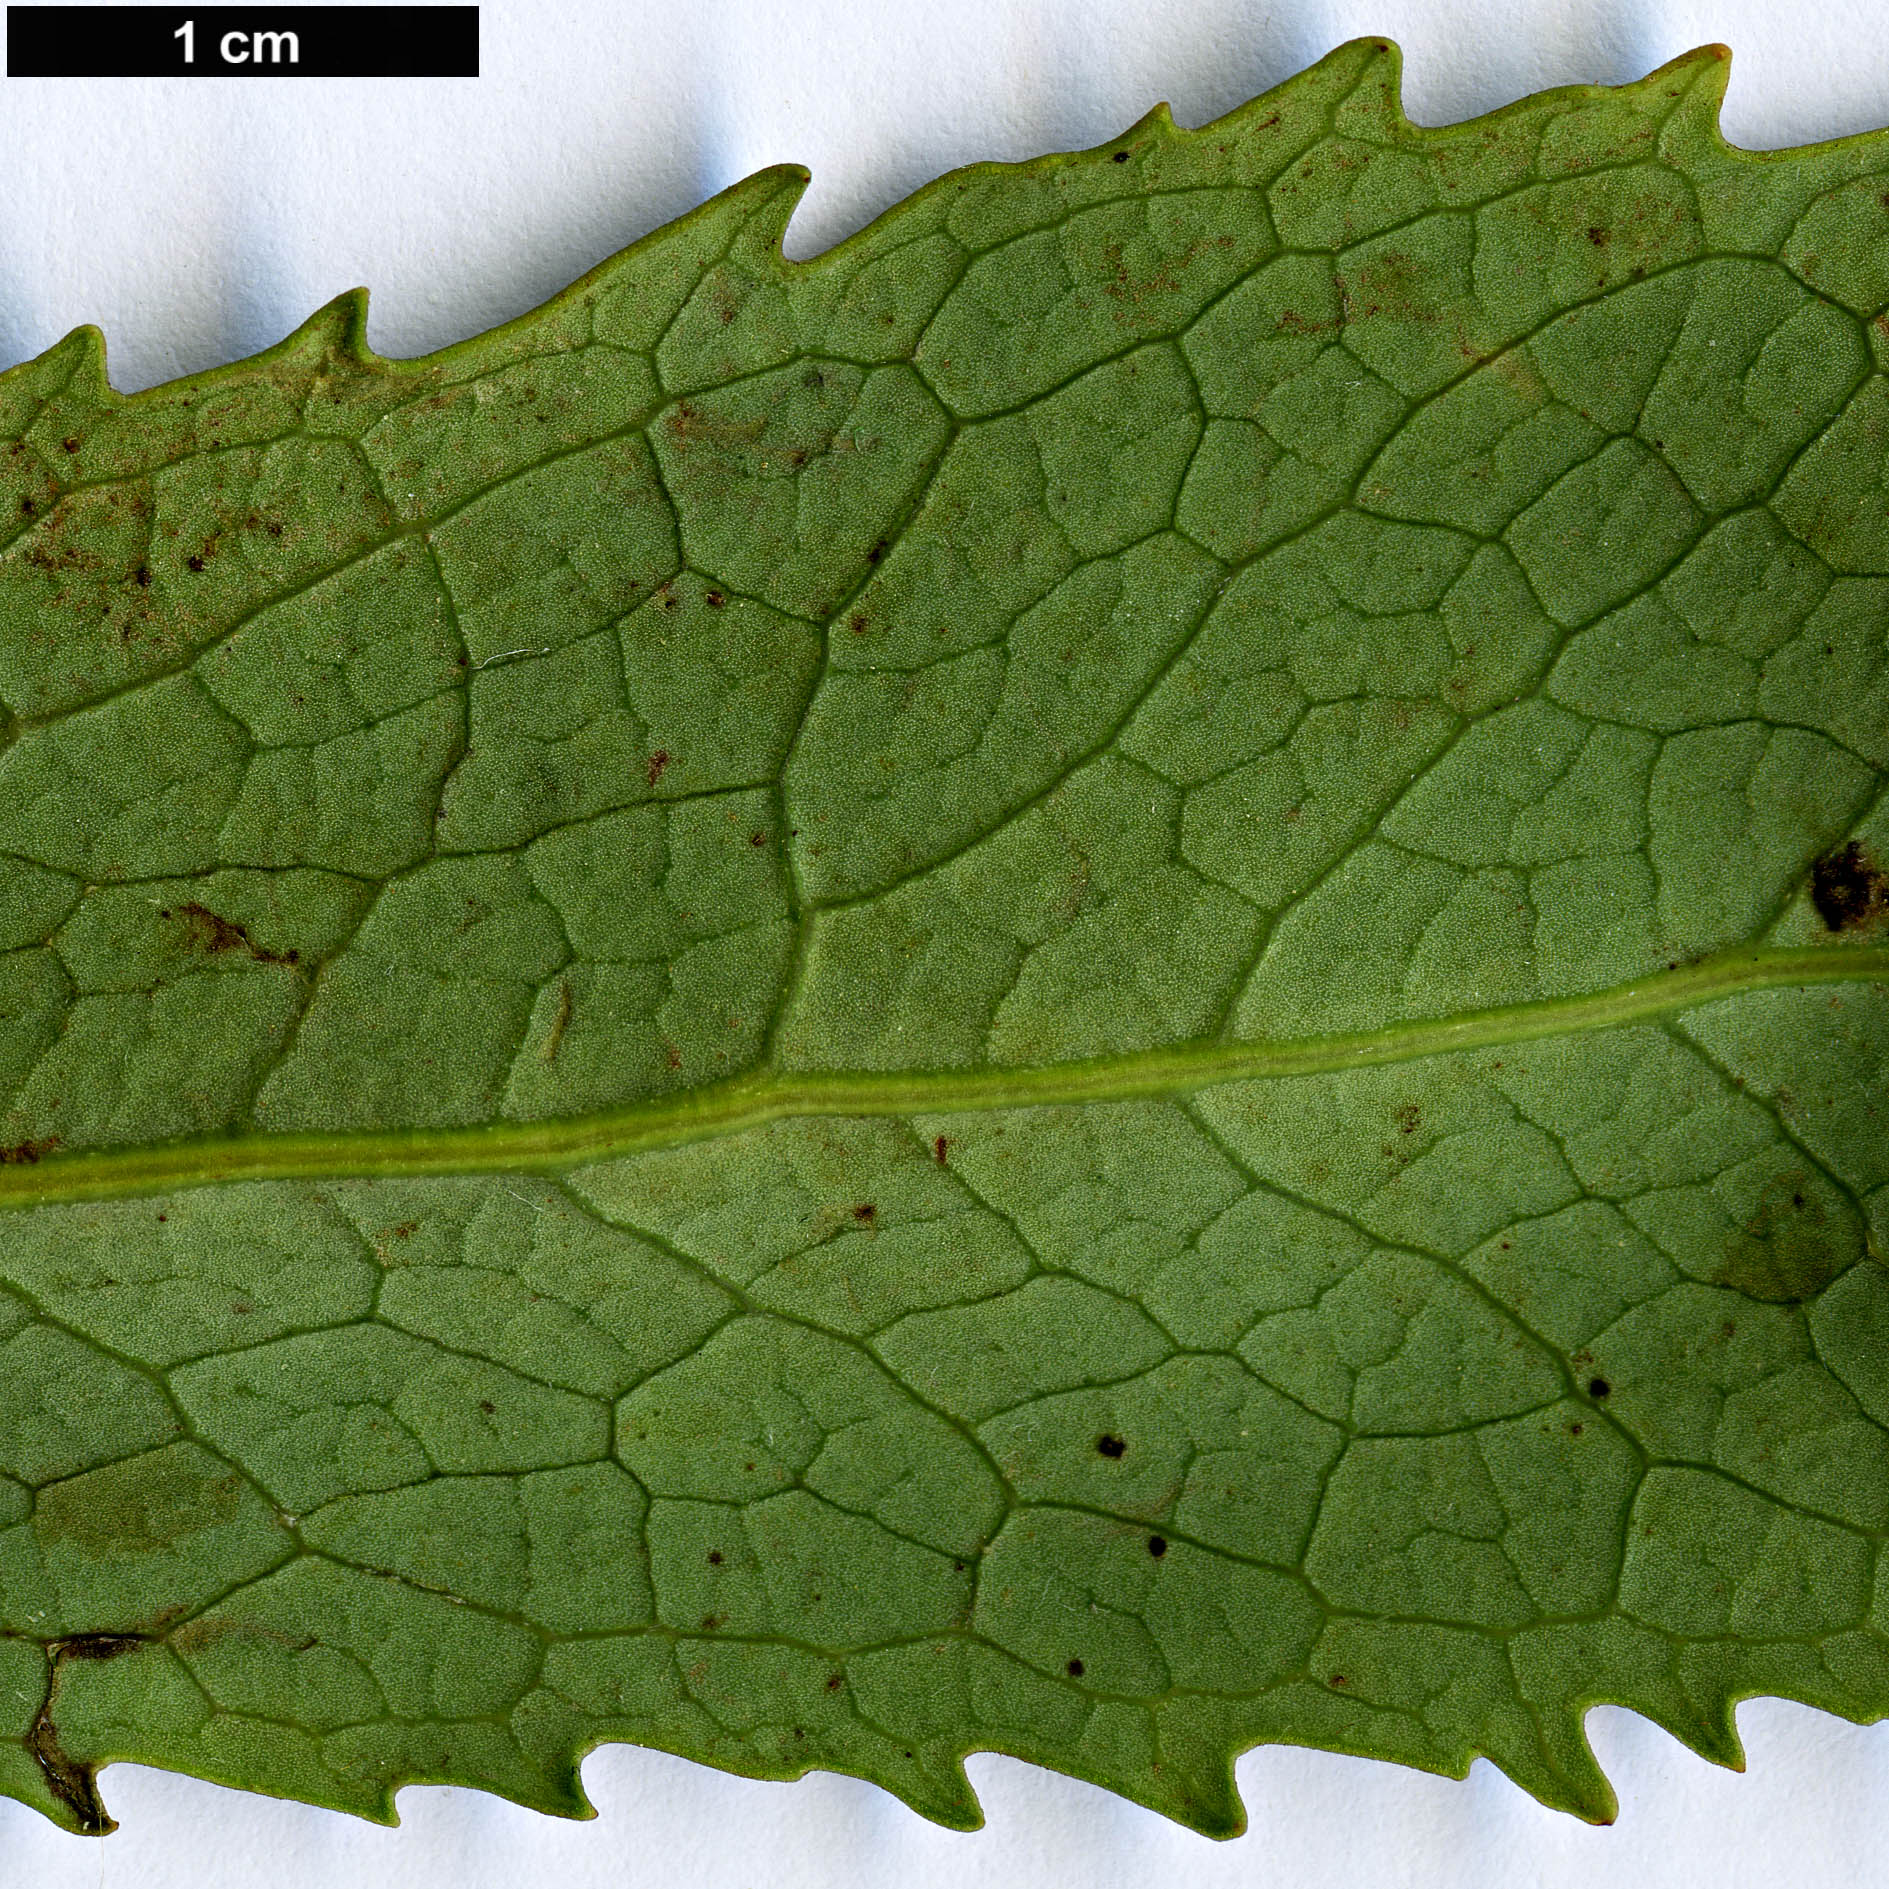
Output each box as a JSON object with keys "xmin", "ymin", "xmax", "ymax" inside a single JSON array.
[{"xmin": 0, "ymin": 39, "xmax": 1886, "ymax": 1837}]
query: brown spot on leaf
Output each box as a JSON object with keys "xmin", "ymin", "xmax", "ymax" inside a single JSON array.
[
  {"xmin": 57, "ymin": 1634, "xmax": 143, "ymax": 1662},
  {"xmin": 1810, "ymin": 842, "xmax": 1887, "ymax": 933},
  {"xmin": 646, "ymin": 749, "xmax": 672, "ymax": 787},
  {"xmin": 1717, "ymin": 1170, "xmax": 1860, "ymax": 1302},
  {"xmin": 28, "ymin": 1664, "xmax": 114, "ymax": 1835},
  {"xmin": 0, "ymin": 1136, "xmax": 60, "ymax": 1165},
  {"xmin": 169, "ymin": 902, "xmax": 298, "ymax": 967}
]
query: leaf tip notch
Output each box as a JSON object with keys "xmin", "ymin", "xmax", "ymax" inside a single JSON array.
[
  {"xmin": 725, "ymin": 162, "xmax": 816, "ymax": 268},
  {"xmin": 291, "ymin": 284, "xmax": 375, "ymax": 365},
  {"xmin": 20, "ymin": 321, "xmax": 111, "ymax": 400},
  {"xmin": 1644, "ymin": 40, "xmax": 1735, "ymax": 152}
]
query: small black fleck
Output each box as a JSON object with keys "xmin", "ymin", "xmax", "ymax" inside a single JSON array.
[
  {"xmin": 1112, "ymin": 150, "xmax": 1131, "ymax": 162},
  {"xmin": 1066, "ymin": 1658, "xmax": 1085, "ymax": 1678},
  {"xmin": 1587, "ymin": 1377, "xmax": 1611, "ymax": 1399},
  {"xmin": 1147, "ymin": 1535, "xmax": 1167, "ymax": 1558},
  {"xmin": 1096, "ymin": 1434, "xmax": 1127, "ymax": 1459}
]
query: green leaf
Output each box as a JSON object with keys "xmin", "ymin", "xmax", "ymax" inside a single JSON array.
[{"xmin": 0, "ymin": 37, "xmax": 1885, "ymax": 1840}]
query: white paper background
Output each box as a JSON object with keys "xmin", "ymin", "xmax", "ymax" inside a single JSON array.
[{"xmin": 4, "ymin": 0, "xmax": 1889, "ymax": 1880}]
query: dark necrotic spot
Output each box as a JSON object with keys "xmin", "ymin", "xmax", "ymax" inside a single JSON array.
[
  {"xmin": 1587, "ymin": 1377, "xmax": 1611, "ymax": 1399},
  {"xmin": 1095, "ymin": 1434, "xmax": 1126, "ymax": 1459},
  {"xmin": 1066, "ymin": 1658, "xmax": 1085, "ymax": 1678},
  {"xmin": 1810, "ymin": 842, "xmax": 1887, "ymax": 932},
  {"xmin": 1147, "ymin": 1535, "xmax": 1167, "ymax": 1558},
  {"xmin": 57, "ymin": 1633, "xmax": 142, "ymax": 1661}
]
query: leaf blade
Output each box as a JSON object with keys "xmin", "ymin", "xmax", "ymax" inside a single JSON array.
[{"xmin": 0, "ymin": 37, "xmax": 1885, "ymax": 1837}]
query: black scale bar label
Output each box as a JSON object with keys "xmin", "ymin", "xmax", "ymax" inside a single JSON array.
[{"xmin": 6, "ymin": 6, "xmax": 478, "ymax": 75}]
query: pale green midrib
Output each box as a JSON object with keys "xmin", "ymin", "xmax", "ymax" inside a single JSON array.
[{"xmin": 1, "ymin": 944, "xmax": 1881, "ymax": 1211}]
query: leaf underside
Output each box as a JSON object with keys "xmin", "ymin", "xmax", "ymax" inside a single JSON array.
[{"xmin": 0, "ymin": 38, "xmax": 1887, "ymax": 1840}]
